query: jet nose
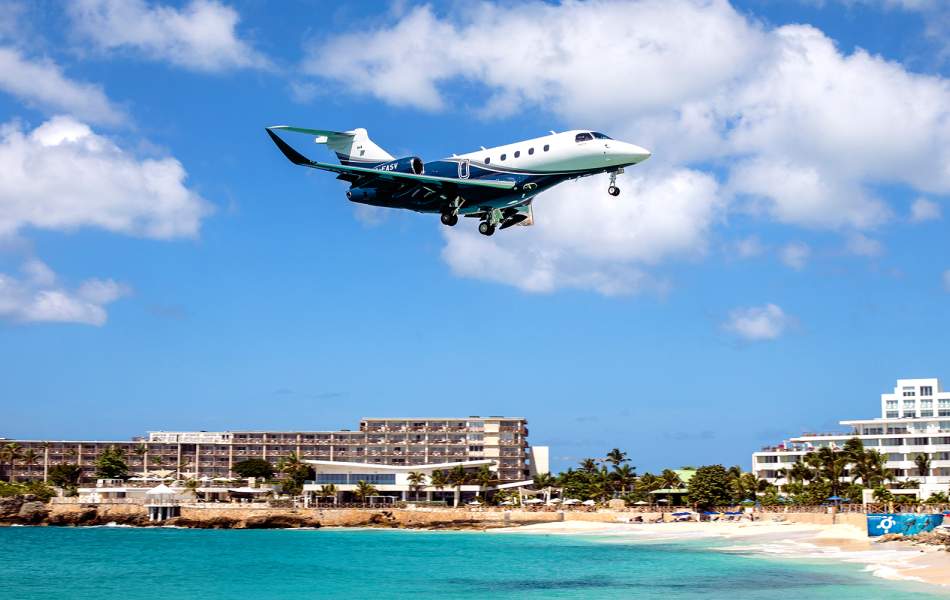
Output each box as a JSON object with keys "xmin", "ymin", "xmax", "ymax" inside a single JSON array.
[{"xmin": 626, "ymin": 143, "xmax": 651, "ymax": 163}]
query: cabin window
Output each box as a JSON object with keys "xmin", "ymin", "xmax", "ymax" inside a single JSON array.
[
  {"xmin": 543, "ymin": 144, "xmax": 550, "ymax": 151},
  {"xmin": 500, "ymin": 153, "xmax": 507, "ymax": 161},
  {"xmin": 575, "ymin": 132, "xmax": 594, "ymax": 142},
  {"xmin": 514, "ymin": 150, "xmax": 520, "ymax": 158},
  {"xmin": 484, "ymin": 157, "xmax": 490, "ymax": 164},
  {"xmin": 591, "ymin": 132, "xmax": 612, "ymax": 139},
  {"xmin": 528, "ymin": 148, "xmax": 534, "ymax": 155}
]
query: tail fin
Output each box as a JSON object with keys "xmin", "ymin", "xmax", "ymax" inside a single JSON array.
[{"xmin": 267, "ymin": 125, "xmax": 394, "ymax": 166}]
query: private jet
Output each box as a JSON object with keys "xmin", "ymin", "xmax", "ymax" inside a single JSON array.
[{"xmin": 265, "ymin": 126, "xmax": 651, "ymax": 236}]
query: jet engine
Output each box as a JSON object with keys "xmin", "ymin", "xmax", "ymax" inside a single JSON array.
[
  {"xmin": 373, "ymin": 156, "xmax": 424, "ymax": 175},
  {"xmin": 346, "ymin": 188, "xmax": 378, "ymax": 203}
]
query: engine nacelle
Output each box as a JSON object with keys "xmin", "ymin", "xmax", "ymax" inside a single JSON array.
[
  {"xmin": 346, "ymin": 188, "xmax": 378, "ymax": 203},
  {"xmin": 373, "ymin": 156, "xmax": 424, "ymax": 175}
]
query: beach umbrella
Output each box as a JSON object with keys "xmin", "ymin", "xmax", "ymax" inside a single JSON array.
[
  {"xmin": 562, "ymin": 499, "xmax": 581, "ymax": 505},
  {"xmin": 633, "ymin": 501, "xmax": 649, "ymax": 505},
  {"xmin": 582, "ymin": 499, "xmax": 596, "ymax": 506},
  {"xmin": 524, "ymin": 498, "xmax": 543, "ymax": 504},
  {"xmin": 656, "ymin": 498, "xmax": 669, "ymax": 504}
]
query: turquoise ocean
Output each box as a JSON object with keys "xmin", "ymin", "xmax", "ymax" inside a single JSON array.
[{"xmin": 0, "ymin": 527, "xmax": 945, "ymax": 599}]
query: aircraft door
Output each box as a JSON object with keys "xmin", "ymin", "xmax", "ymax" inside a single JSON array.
[{"xmin": 458, "ymin": 159, "xmax": 470, "ymax": 179}]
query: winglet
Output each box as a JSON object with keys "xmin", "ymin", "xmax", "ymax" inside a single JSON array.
[{"xmin": 265, "ymin": 127, "xmax": 313, "ymax": 166}]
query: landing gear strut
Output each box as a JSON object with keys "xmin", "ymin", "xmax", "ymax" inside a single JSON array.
[
  {"xmin": 608, "ymin": 171, "xmax": 621, "ymax": 196},
  {"xmin": 441, "ymin": 197, "xmax": 463, "ymax": 227}
]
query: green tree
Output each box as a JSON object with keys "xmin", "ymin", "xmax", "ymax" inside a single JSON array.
[
  {"xmin": 407, "ymin": 471, "xmax": 426, "ymax": 501},
  {"xmin": 276, "ymin": 452, "xmax": 312, "ymax": 495},
  {"xmin": 133, "ymin": 443, "xmax": 148, "ymax": 479},
  {"xmin": 923, "ymin": 491, "xmax": 948, "ymax": 505},
  {"xmin": 580, "ymin": 458, "xmax": 599, "ymax": 473},
  {"xmin": 447, "ymin": 465, "xmax": 469, "ymax": 508},
  {"xmin": 1, "ymin": 443, "xmax": 23, "ymax": 482},
  {"xmin": 233, "ymin": 458, "xmax": 274, "ymax": 480},
  {"xmin": 94, "ymin": 445, "xmax": 129, "ymax": 480},
  {"xmin": 872, "ymin": 486, "xmax": 894, "ymax": 503},
  {"xmin": 318, "ymin": 483, "xmax": 337, "ymax": 504},
  {"xmin": 353, "ymin": 480, "xmax": 378, "ymax": 504},
  {"xmin": 913, "ymin": 453, "xmax": 931, "ymax": 479},
  {"xmin": 612, "ymin": 464, "xmax": 637, "ymax": 495},
  {"xmin": 687, "ymin": 465, "xmax": 733, "ymax": 509},
  {"xmin": 20, "ymin": 449, "xmax": 39, "ymax": 478},
  {"xmin": 605, "ymin": 448, "xmax": 628, "ymax": 467},
  {"xmin": 48, "ymin": 463, "xmax": 83, "ymax": 495},
  {"xmin": 474, "ymin": 466, "xmax": 494, "ymax": 500}
]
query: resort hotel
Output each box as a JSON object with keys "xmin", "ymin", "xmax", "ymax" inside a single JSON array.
[
  {"xmin": 0, "ymin": 416, "xmax": 549, "ymax": 504},
  {"xmin": 753, "ymin": 378, "xmax": 950, "ymax": 499}
]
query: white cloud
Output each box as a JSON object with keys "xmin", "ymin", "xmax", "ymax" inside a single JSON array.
[
  {"xmin": 779, "ymin": 242, "xmax": 811, "ymax": 270},
  {"xmin": 308, "ymin": 0, "xmax": 950, "ymax": 293},
  {"xmin": 0, "ymin": 47, "xmax": 125, "ymax": 125},
  {"xmin": 910, "ymin": 197, "xmax": 941, "ymax": 222},
  {"xmin": 0, "ymin": 259, "xmax": 129, "ymax": 325},
  {"xmin": 733, "ymin": 236, "xmax": 765, "ymax": 259},
  {"xmin": 0, "ymin": 116, "xmax": 212, "ymax": 239},
  {"xmin": 723, "ymin": 303, "xmax": 792, "ymax": 341},
  {"xmin": 442, "ymin": 168, "xmax": 720, "ymax": 294},
  {"xmin": 845, "ymin": 232, "xmax": 884, "ymax": 257},
  {"xmin": 68, "ymin": 0, "xmax": 269, "ymax": 72}
]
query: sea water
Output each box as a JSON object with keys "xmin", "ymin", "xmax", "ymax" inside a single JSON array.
[{"xmin": 0, "ymin": 527, "xmax": 944, "ymax": 599}]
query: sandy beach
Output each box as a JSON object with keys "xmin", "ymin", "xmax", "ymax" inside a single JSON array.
[{"xmin": 492, "ymin": 519, "xmax": 950, "ymax": 591}]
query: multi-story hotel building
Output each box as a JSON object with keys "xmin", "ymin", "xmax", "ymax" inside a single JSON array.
[
  {"xmin": 752, "ymin": 378, "xmax": 950, "ymax": 498},
  {"xmin": 1, "ymin": 416, "xmax": 545, "ymax": 485}
]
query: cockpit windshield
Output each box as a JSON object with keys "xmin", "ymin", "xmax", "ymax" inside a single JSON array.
[
  {"xmin": 574, "ymin": 132, "xmax": 594, "ymax": 142},
  {"xmin": 591, "ymin": 132, "xmax": 612, "ymax": 139}
]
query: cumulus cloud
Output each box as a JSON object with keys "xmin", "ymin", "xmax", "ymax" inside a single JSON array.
[
  {"xmin": 0, "ymin": 116, "xmax": 212, "ymax": 239},
  {"xmin": 0, "ymin": 47, "xmax": 126, "ymax": 125},
  {"xmin": 68, "ymin": 0, "xmax": 269, "ymax": 72},
  {"xmin": 845, "ymin": 232, "xmax": 884, "ymax": 257},
  {"xmin": 0, "ymin": 259, "xmax": 129, "ymax": 325},
  {"xmin": 779, "ymin": 242, "xmax": 811, "ymax": 270},
  {"xmin": 304, "ymin": 0, "xmax": 950, "ymax": 294},
  {"xmin": 733, "ymin": 236, "xmax": 765, "ymax": 259},
  {"xmin": 723, "ymin": 303, "xmax": 792, "ymax": 341},
  {"xmin": 910, "ymin": 197, "xmax": 941, "ymax": 222},
  {"xmin": 442, "ymin": 168, "xmax": 720, "ymax": 294}
]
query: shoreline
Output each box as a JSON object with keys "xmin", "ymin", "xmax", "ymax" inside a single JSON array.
[{"xmin": 489, "ymin": 520, "xmax": 950, "ymax": 591}]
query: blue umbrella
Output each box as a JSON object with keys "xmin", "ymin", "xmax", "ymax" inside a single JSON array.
[{"xmin": 827, "ymin": 496, "xmax": 845, "ymax": 501}]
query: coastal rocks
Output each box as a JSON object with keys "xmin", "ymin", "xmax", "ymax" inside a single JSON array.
[
  {"xmin": 167, "ymin": 516, "xmax": 242, "ymax": 529},
  {"xmin": 244, "ymin": 515, "xmax": 321, "ymax": 529},
  {"xmin": 0, "ymin": 495, "xmax": 50, "ymax": 525},
  {"xmin": 878, "ymin": 530, "xmax": 950, "ymax": 550}
]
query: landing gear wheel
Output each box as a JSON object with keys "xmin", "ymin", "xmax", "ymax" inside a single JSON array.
[
  {"xmin": 441, "ymin": 212, "xmax": 458, "ymax": 226},
  {"xmin": 478, "ymin": 221, "xmax": 495, "ymax": 236},
  {"xmin": 608, "ymin": 185, "xmax": 620, "ymax": 196}
]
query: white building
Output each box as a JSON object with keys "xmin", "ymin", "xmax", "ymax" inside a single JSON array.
[{"xmin": 753, "ymin": 378, "xmax": 950, "ymax": 499}]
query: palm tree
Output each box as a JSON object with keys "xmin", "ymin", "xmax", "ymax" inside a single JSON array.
[
  {"xmin": 659, "ymin": 469, "xmax": 682, "ymax": 490},
  {"xmin": 429, "ymin": 469, "xmax": 447, "ymax": 502},
  {"xmin": 407, "ymin": 471, "xmax": 426, "ymax": 501},
  {"xmin": 580, "ymin": 458, "xmax": 598, "ymax": 473},
  {"xmin": 447, "ymin": 465, "xmax": 469, "ymax": 508},
  {"xmin": 318, "ymin": 483, "xmax": 337, "ymax": 505},
  {"xmin": 533, "ymin": 472, "xmax": 556, "ymax": 503},
  {"xmin": 788, "ymin": 460, "xmax": 812, "ymax": 485},
  {"xmin": 177, "ymin": 455, "xmax": 191, "ymax": 479},
  {"xmin": 21, "ymin": 448, "xmax": 39, "ymax": 479},
  {"xmin": 183, "ymin": 478, "xmax": 200, "ymax": 498},
  {"xmin": 353, "ymin": 480, "xmax": 378, "ymax": 504},
  {"xmin": 1, "ymin": 443, "xmax": 23, "ymax": 482},
  {"xmin": 612, "ymin": 464, "xmax": 637, "ymax": 494},
  {"xmin": 473, "ymin": 466, "xmax": 494, "ymax": 501},
  {"xmin": 605, "ymin": 448, "xmax": 628, "ymax": 467},
  {"xmin": 133, "ymin": 443, "xmax": 148, "ymax": 479},
  {"xmin": 913, "ymin": 453, "xmax": 931, "ymax": 479},
  {"xmin": 851, "ymin": 449, "xmax": 889, "ymax": 488}
]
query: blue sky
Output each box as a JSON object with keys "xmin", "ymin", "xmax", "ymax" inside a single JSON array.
[{"xmin": 0, "ymin": 0, "xmax": 948, "ymax": 473}]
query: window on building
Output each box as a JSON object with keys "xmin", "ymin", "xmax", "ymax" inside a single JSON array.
[
  {"xmin": 575, "ymin": 132, "xmax": 594, "ymax": 142},
  {"xmin": 903, "ymin": 391, "xmax": 916, "ymax": 397},
  {"xmin": 886, "ymin": 412, "xmax": 899, "ymax": 418},
  {"xmin": 886, "ymin": 400, "xmax": 898, "ymax": 409},
  {"xmin": 543, "ymin": 144, "xmax": 550, "ymax": 151},
  {"xmin": 921, "ymin": 386, "xmax": 933, "ymax": 396},
  {"xmin": 514, "ymin": 150, "xmax": 520, "ymax": 158}
]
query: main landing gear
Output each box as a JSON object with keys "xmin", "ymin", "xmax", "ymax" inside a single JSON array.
[
  {"xmin": 440, "ymin": 211, "xmax": 458, "ymax": 226},
  {"xmin": 608, "ymin": 170, "xmax": 621, "ymax": 196},
  {"xmin": 478, "ymin": 221, "xmax": 495, "ymax": 236}
]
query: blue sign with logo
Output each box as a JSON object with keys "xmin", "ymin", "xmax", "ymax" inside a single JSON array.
[{"xmin": 867, "ymin": 513, "xmax": 945, "ymax": 537}]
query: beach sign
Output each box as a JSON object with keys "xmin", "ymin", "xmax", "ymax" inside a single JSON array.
[{"xmin": 866, "ymin": 513, "xmax": 944, "ymax": 537}]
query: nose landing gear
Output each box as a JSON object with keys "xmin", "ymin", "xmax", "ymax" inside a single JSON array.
[{"xmin": 608, "ymin": 170, "xmax": 621, "ymax": 196}]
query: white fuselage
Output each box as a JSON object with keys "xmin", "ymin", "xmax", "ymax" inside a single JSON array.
[{"xmin": 455, "ymin": 129, "xmax": 651, "ymax": 174}]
